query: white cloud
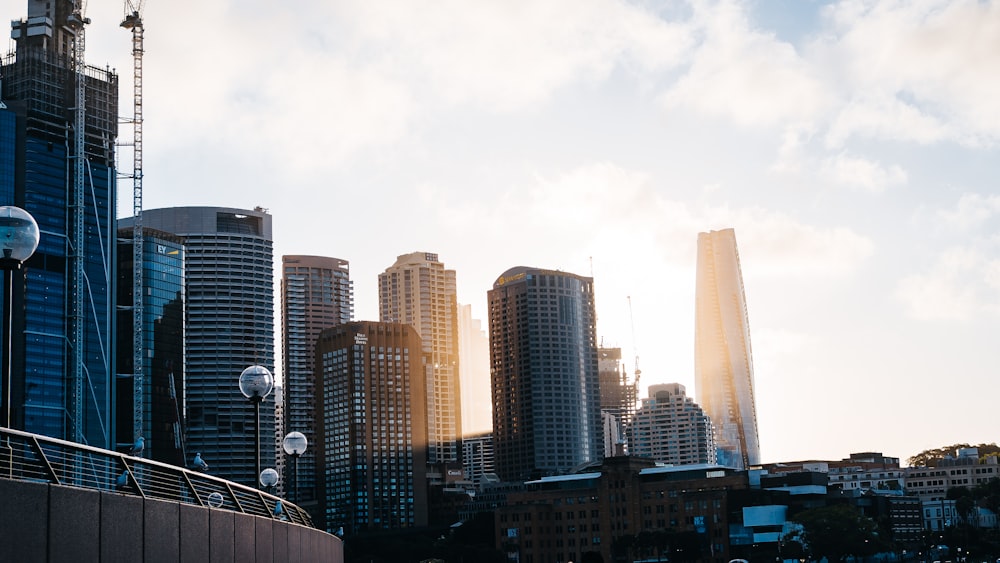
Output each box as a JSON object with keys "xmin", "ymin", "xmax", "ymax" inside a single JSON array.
[
  {"xmin": 937, "ymin": 193, "xmax": 1000, "ymax": 232},
  {"xmin": 332, "ymin": 0, "xmax": 693, "ymax": 111},
  {"xmin": 820, "ymin": 0, "xmax": 1000, "ymax": 146},
  {"xmin": 661, "ymin": 1, "xmax": 832, "ymax": 127},
  {"xmin": 821, "ymin": 152, "xmax": 907, "ymax": 192}
]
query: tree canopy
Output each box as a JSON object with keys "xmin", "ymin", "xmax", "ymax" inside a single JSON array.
[
  {"xmin": 907, "ymin": 443, "xmax": 1000, "ymax": 467},
  {"xmin": 785, "ymin": 503, "xmax": 884, "ymax": 563}
]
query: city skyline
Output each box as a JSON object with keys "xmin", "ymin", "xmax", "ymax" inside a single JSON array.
[{"xmin": 3, "ymin": 0, "xmax": 997, "ymax": 464}]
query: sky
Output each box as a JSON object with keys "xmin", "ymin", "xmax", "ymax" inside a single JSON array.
[{"xmin": 3, "ymin": 0, "xmax": 998, "ymax": 466}]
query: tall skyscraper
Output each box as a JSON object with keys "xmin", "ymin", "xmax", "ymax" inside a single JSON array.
[
  {"xmin": 488, "ymin": 267, "xmax": 602, "ymax": 482},
  {"xmin": 115, "ymin": 228, "xmax": 185, "ymax": 465},
  {"xmin": 1, "ymin": 5, "xmax": 118, "ymax": 448},
  {"xmin": 694, "ymin": 228, "xmax": 760, "ymax": 469},
  {"xmin": 121, "ymin": 206, "xmax": 275, "ymax": 486},
  {"xmin": 315, "ymin": 321, "xmax": 428, "ymax": 533},
  {"xmin": 631, "ymin": 383, "xmax": 716, "ymax": 466},
  {"xmin": 378, "ymin": 252, "xmax": 461, "ymax": 465},
  {"xmin": 281, "ymin": 254, "xmax": 353, "ymax": 510}
]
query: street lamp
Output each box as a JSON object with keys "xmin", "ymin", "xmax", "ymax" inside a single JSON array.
[
  {"xmin": 282, "ymin": 431, "xmax": 307, "ymax": 504},
  {"xmin": 238, "ymin": 365, "xmax": 273, "ymax": 486},
  {"xmin": 259, "ymin": 467, "xmax": 279, "ymax": 493},
  {"xmin": 0, "ymin": 206, "xmax": 39, "ymax": 430}
]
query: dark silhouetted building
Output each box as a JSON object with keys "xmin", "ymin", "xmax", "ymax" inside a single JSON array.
[{"xmin": 315, "ymin": 321, "xmax": 428, "ymax": 533}]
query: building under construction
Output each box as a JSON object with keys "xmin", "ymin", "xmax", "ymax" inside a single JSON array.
[{"xmin": 0, "ymin": 1, "xmax": 118, "ymax": 448}]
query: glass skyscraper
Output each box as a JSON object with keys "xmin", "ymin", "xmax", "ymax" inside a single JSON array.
[
  {"xmin": 694, "ymin": 228, "xmax": 760, "ymax": 469},
  {"xmin": 115, "ymin": 228, "xmax": 185, "ymax": 466},
  {"xmin": 487, "ymin": 267, "xmax": 602, "ymax": 482},
  {"xmin": 120, "ymin": 206, "xmax": 275, "ymax": 486},
  {"xmin": 281, "ymin": 254, "xmax": 353, "ymax": 513},
  {"xmin": 1, "ymin": 5, "xmax": 118, "ymax": 448}
]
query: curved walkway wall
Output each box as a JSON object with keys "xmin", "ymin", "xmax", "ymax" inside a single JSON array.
[{"xmin": 0, "ymin": 478, "xmax": 343, "ymax": 562}]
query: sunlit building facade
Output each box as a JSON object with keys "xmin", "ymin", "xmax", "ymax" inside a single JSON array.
[
  {"xmin": 631, "ymin": 383, "xmax": 716, "ymax": 466},
  {"xmin": 124, "ymin": 206, "xmax": 275, "ymax": 486},
  {"xmin": 281, "ymin": 255, "xmax": 353, "ymax": 510},
  {"xmin": 694, "ymin": 228, "xmax": 760, "ymax": 469},
  {"xmin": 378, "ymin": 252, "xmax": 461, "ymax": 466},
  {"xmin": 315, "ymin": 321, "xmax": 429, "ymax": 533},
  {"xmin": 488, "ymin": 267, "xmax": 602, "ymax": 482},
  {"xmin": 1, "ymin": 6, "xmax": 118, "ymax": 448}
]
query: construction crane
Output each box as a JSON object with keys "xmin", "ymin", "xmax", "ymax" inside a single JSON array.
[
  {"xmin": 121, "ymin": 0, "xmax": 145, "ymax": 444},
  {"xmin": 625, "ymin": 296, "xmax": 642, "ymax": 447},
  {"xmin": 66, "ymin": 0, "xmax": 91, "ymax": 444}
]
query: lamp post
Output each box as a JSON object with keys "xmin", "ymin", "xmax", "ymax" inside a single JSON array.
[
  {"xmin": 282, "ymin": 431, "xmax": 307, "ymax": 504},
  {"xmin": 0, "ymin": 206, "xmax": 40, "ymax": 431},
  {"xmin": 259, "ymin": 467, "xmax": 279, "ymax": 494},
  {"xmin": 238, "ymin": 365, "xmax": 273, "ymax": 486}
]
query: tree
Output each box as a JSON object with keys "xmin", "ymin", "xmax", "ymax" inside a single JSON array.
[
  {"xmin": 786, "ymin": 504, "xmax": 884, "ymax": 563},
  {"xmin": 908, "ymin": 443, "xmax": 1000, "ymax": 467}
]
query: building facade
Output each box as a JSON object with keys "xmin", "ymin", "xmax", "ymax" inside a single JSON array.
[
  {"xmin": 115, "ymin": 228, "xmax": 185, "ymax": 466},
  {"xmin": 631, "ymin": 383, "xmax": 716, "ymax": 466},
  {"xmin": 378, "ymin": 252, "xmax": 461, "ymax": 466},
  {"xmin": 122, "ymin": 206, "xmax": 275, "ymax": 486},
  {"xmin": 694, "ymin": 228, "xmax": 760, "ymax": 469},
  {"xmin": 281, "ymin": 255, "xmax": 353, "ymax": 508},
  {"xmin": 314, "ymin": 321, "xmax": 429, "ymax": 533},
  {"xmin": 599, "ymin": 347, "xmax": 637, "ymax": 454},
  {"xmin": 496, "ymin": 457, "xmax": 746, "ymax": 563},
  {"xmin": 0, "ymin": 4, "xmax": 119, "ymax": 448},
  {"xmin": 488, "ymin": 267, "xmax": 602, "ymax": 482}
]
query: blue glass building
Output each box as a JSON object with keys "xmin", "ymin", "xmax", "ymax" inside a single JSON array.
[
  {"xmin": 116, "ymin": 228, "xmax": 185, "ymax": 466},
  {"xmin": 1, "ymin": 7, "xmax": 118, "ymax": 448}
]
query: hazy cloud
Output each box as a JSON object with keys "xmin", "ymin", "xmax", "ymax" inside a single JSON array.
[
  {"xmin": 896, "ymin": 247, "xmax": 1000, "ymax": 320},
  {"xmin": 821, "ymin": 152, "xmax": 907, "ymax": 192}
]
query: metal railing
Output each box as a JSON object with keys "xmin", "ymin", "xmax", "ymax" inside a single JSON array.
[{"xmin": 0, "ymin": 427, "xmax": 313, "ymax": 527}]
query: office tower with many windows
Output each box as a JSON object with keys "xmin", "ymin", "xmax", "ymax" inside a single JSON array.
[
  {"xmin": 121, "ymin": 206, "xmax": 275, "ymax": 485},
  {"xmin": 281, "ymin": 255, "xmax": 353, "ymax": 510},
  {"xmin": 315, "ymin": 321, "xmax": 428, "ymax": 533},
  {"xmin": 1, "ymin": 5, "xmax": 118, "ymax": 448},
  {"xmin": 378, "ymin": 252, "xmax": 461, "ymax": 466},
  {"xmin": 631, "ymin": 383, "xmax": 716, "ymax": 466},
  {"xmin": 488, "ymin": 267, "xmax": 602, "ymax": 482},
  {"xmin": 115, "ymin": 228, "xmax": 185, "ymax": 465},
  {"xmin": 694, "ymin": 228, "xmax": 760, "ymax": 469}
]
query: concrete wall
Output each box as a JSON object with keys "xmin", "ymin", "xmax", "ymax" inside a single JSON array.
[{"xmin": 0, "ymin": 478, "xmax": 343, "ymax": 563}]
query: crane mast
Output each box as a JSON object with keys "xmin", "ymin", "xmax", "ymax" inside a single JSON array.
[
  {"xmin": 121, "ymin": 3, "xmax": 144, "ymax": 442},
  {"xmin": 67, "ymin": 1, "xmax": 90, "ymax": 443}
]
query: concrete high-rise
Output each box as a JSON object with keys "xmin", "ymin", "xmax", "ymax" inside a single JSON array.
[
  {"xmin": 315, "ymin": 321, "xmax": 428, "ymax": 533},
  {"xmin": 694, "ymin": 228, "xmax": 760, "ymax": 469},
  {"xmin": 121, "ymin": 207, "xmax": 275, "ymax": 486},
  {"xmin": 281, "ymin": 255, "xmax": 353, "ymax": 510},
  {"xmin": 631, "ymin": 383, "xmax": 716, "ymax": 466},
  {"xmin": 1, "ymin": 5, "xmax": 118, "ymax": 448},
  {"xmin": 115, "ymin": 228, "xmax": 185, "ymax": 466},
  {"xmin": 378, "ymin": 252, "xmax": 461, "ymax": 465},
  {"xmin": 488, "ymin": 267, "xmax": 602, "ymax": 481}
]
